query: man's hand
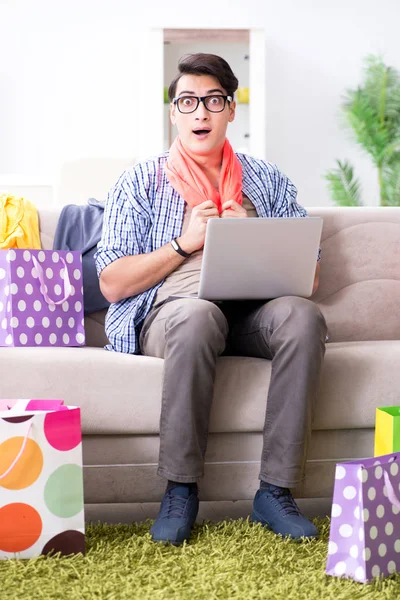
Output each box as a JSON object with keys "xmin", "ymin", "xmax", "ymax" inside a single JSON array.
[
  {"xmin": 220, "ymin": 200, "xmax": 248, "ymax": 219},
  {"xmin": 178, "ymin": 200, "xmax": 219, "ymax": 254}
]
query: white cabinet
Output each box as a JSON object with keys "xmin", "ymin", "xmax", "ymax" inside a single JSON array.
[{"xmin": 163, "ymin": 31, "xmax": 251, "ymax": 154}]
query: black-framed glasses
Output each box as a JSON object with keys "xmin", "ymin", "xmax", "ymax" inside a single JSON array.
[{"xmin": 172, "ymin": 95, "xmax": 233, "ymax": 114}]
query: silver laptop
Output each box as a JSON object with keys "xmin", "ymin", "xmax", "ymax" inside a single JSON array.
[{"xmin": 198, "ymin": 217, "xmax": 323, "ymax": 300}]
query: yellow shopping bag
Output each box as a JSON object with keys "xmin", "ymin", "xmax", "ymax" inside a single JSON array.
[{"xmin": 374, "ymin": 406, "xmax": 400, "ymax": 456}]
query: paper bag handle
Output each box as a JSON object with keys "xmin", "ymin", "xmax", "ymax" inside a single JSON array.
[
  {"xmin": 384, "ymin": 470, "xmax": 400, "ymax": 511},
  {"xmin": 32, "ymin": 255, "xmax": 72, "ymax": 306},
  {"xmin": 0, "ymin": 422, "xmax": 33, "ymax": 480}
]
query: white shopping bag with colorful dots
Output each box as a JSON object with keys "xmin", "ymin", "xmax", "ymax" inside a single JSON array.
[
  {"xmin": 0, "ymin": 249, "xmax": 85, "ymax": 347},
  {"xmin": 0, "ymin": 399, "xmax": 85, "ymax": 559},
  {"xmin": 326, "ymin": 453, "xmax": 400, "ymax": 583}
]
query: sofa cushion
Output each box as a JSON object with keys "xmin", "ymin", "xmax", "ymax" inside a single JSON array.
[
  {"xmin": 38, "ymin": 209, "xmax": 59, "ymax": 250},
  {"xmin": 84, "ymin": 310, "xmax": 109, "ymax": 347},
  {"xmin": 309, "ymin": 207, "xmax": 400, "ymax": 342},
  {"xmin": 2, "ymin": 340, "xmax": 399, "ymax": 434}
]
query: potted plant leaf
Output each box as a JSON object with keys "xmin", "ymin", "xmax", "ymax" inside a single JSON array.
[{"xmin": 325, "ymin": 56, "xmax": 400, "ymax": 206}]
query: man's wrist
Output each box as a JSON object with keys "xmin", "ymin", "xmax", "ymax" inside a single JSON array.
[
  {"xmin": 177, "ymin": 236, "xmax": 196, "ymax": 255},
  {"xmin": 171, "ymin": 238, "xmax": 192, "ymax": 258}
]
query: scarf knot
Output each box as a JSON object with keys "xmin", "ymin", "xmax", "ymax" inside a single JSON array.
[{"xmin": 165, "ymin": 137, "xmax": 243, "ymax": 213}]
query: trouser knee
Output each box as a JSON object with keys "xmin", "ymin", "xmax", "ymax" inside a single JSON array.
[{"xmin": 165, "ymin": 299, "xmax": 228, "ymax": 354}]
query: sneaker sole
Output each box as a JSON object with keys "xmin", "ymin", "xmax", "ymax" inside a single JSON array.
[
  {"xmin": 151, "ymin": 537, "xmax": 183, "ymax": 546},
  {"xmin": 251, "ymin": 510, "xmax": 271, "ymax": 528},
  {"xmin": 251, "ymin": 510, "xmax": 318, "ymax": 541}
]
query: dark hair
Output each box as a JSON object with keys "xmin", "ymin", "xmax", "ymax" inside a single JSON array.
[{"xmin": 168, "ymin": 53, "xmax": 239, "ymax": 101}]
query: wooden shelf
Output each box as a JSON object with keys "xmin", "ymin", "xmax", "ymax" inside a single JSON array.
[{"xmin": 164, "ymin": 29, "xmax": 249, "ymax": 44}]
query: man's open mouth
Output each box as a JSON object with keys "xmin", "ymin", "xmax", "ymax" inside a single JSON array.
[{"xmin": 193, "ymin": 129, "xmax": 211, "ymax": 136}]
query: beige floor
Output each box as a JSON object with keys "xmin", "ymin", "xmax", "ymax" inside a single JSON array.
[{"xmin": 85, "ymin": 498, "xmax": 332, "ymax": 525}]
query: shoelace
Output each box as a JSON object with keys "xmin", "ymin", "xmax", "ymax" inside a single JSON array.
[
  {"xmin": 269, "ymin": 487, "xmax": 301, "ymax": 517},
  {"xmin": 165, "ymin": 491, "xmax": 189, "ymax": 519}
]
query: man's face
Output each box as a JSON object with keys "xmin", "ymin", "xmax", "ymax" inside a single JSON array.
[{"xmin": 170, "ymin": 74, "xmax": 236, "ymax": 157}]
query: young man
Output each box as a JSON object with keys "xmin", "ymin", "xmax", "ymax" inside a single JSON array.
[{"xmin": 95, "ymin": 53, "xmax": 327, "ymax": 545}]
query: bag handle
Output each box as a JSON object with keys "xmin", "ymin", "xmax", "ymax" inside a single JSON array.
[
  {"xmin": 32, "ymin": 255, "xmax": 72, "ymax": 306},
  {"xmin": 384, "ymin": 470, "xmax": 400, "ymax": 511},
  {"xmin": 0, "ymin": 422, "xmax": 33, "ymax": 480}
]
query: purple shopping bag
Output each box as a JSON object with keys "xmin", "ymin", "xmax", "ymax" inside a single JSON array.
[
  {"xmin": 0, "ymin": 249, "xmax": 85, "ymax": 347},
  {"xmin": 326, "ymin": 452, "xmax": 400, "ymax": 583}
]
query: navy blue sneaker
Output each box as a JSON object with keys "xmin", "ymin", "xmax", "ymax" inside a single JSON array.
[
  {"xmin": 150, "ymin": 485, "xmax": 199, "ymax": 545},
  {"xmin": 252, "ymin": 485, "xmax": 318, "ymax": 540}
]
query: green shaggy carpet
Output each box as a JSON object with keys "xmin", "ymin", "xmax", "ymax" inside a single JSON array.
[{"xmin": 1, "ymin": 518, "xmax": 400, "ymax": 600}]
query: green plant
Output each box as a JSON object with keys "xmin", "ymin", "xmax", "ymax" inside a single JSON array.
[{"xmin": 325, "ymin": 56, "xmax": 400, "ymax": 206}]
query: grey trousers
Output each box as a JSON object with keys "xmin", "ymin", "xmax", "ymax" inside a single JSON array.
[{"xmin": 139, "ymin": 296, "xmax": 327, "ymax": 488}]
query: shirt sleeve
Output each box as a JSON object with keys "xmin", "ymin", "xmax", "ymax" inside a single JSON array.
[
  {"xmin": 266, "ymin": 163, "xmax": 307, "ymax": 218},
  {"xmin": 94, "ymin": 170, "xmax": 149, "ymax": 276}
]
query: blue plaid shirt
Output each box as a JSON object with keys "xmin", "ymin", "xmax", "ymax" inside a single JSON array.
[{"xmin": 95, "ymin": 152, "xmax": 310, "ymax": 354}]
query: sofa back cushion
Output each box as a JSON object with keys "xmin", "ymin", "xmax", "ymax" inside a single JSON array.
[
  {"xmin": 38, "ymin": 209, "xmax": 59, "ymax": 250},
  {"xmin": 38, "ymin": 206, "xmax": 400, "ymax": 346},
  {"xmin": 309, "ymin": 207, "xmax": 400, "ymax": 342},
  {"xmin": 56, "ymin": 158, "xmax": 135, "ymax": 205}
]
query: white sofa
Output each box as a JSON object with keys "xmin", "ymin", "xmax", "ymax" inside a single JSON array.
[{"xmin": 2, "ymin": 206, "xmax": 400, "ymax": 522}]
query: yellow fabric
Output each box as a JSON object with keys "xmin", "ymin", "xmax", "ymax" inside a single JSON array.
[{"xmin": 0, "ymin": 194, "xmax": 41, "ymax": 249}]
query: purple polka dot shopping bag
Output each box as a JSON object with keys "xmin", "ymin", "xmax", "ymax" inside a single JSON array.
[
  {"xmin": 0, "ymin": 249, "xmax": 85, "ymax": 347},
  {"xmin": 0, "ymin": 399, "xmax": 85, "ymax": 559},
  {"xmin": 326, "ymin": 452, "xmax": 400, "ymax": 583}
]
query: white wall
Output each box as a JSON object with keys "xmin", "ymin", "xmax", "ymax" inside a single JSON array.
[{"xmin": 1, "ymin": 0, "xmax": 399, "ymax": 206}]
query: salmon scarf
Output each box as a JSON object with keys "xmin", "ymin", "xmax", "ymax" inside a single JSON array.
[{"xmin": 165, "ymin": 136, "xmax": 243, "ymax": 213}]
